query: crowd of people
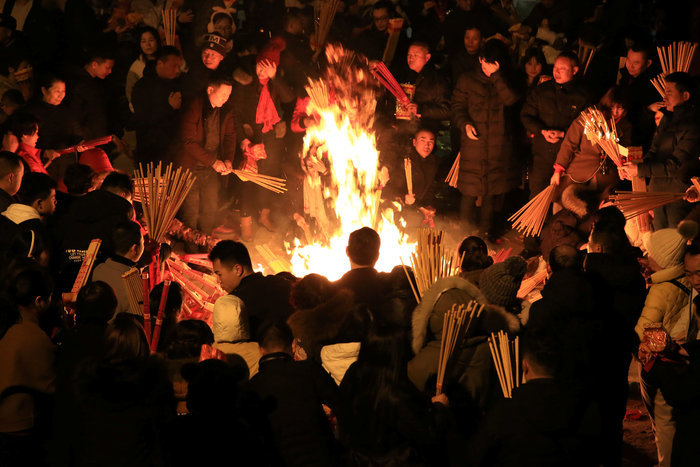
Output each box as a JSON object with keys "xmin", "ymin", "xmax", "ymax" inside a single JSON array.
[{"xmin": 0, "ymin": 0, "xmax": 700, "ymax": 466}]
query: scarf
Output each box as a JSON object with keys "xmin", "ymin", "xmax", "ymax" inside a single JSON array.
[{"xmin": 256, "ymin": 79, "xmax": 280, "ymax": 133}]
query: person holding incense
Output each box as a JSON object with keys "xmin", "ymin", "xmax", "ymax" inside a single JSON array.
[
  {"xmin": 618, "ymin": 72, "xmax": 700, "ymax": 230},
  {"xmin": 178, "ymin": 74, "xmax": 235, "ymax": 235},
  {"xmin": 451, "ymin": 38, "xmax": 522, "ymax": 241},
  {"xmin": 91, "ymin": 221, "xmax": 145, "ymax": 320},
  {"xmin": 549, "ymin": 86, "xmax": 632, "ymax": 197},
  {"xmin": 520, "ymin": 50, "xmax": 590, "ymax": 197}
]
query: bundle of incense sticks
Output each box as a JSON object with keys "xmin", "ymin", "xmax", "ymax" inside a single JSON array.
[
  {"xmin": 445, "ymin": 153, "xmax": 459, "ymax": 188},
  {"xmin": 162, "ymin": 8, "xmax": 178, "ymax": 46},
  {"xmin": 508, "ymin": 185, "xmax": 556, "ymax": 237},
  {"xmin": 404, "ymin": 158, "xmax": 413, "ymax": 196},
  {"xmin": 122, "ymin": 268, "xmax": 144, "ymax": 317},
  {"xmin": 57, "ymin": 136, "xmax": 113, "ymax": 154},
  {"xmin": 256, "ymin": 244, "xmax": 293, "ymax": 274},
  {"xmin": 306, "ymin": 79, "xmax": 331, "ymax": 112},
  {"xmin": 577, "ymin": 42, "xmax": 596, "ymax": 75},
  {"xmin": 517, "ymin": 268, "xmax": 547, "ymax": 299},
  {"xmin": 232, "ymin": 169, "xmax": 287, "ymax": 194},
  {"xmin": 371, "ymin": 62, "xmax": 417, "ymax": 116},
  {"xmin": 610, "ymin": 191, "xmax": 687, "ymax": 220},
  {"xmin": 631, "ymin": 176, "xmax": 651, "ymax": 233},
  {"xmin": 493, "ymin": 247, "xmax": 512, "ymax": 263},
  {"xmin": 382, "ymin": 18, "xmax": 404, "ymax": 64},
  {"xmin": 489, "ymin": 331, "xmax": 520, "ymax": 398},
  {"xmin": 579, "ymin": 106, "xmax": 623, "ymax": 166},
  {"xmin": 312, "ymin": 0, "xmax": 340, "ymax": 54},
  {"xmin": 142, "ymin": 272, "xmax": 151, "ymax": 342},
  {"xmin": 133, "ymin": 162, "xmax": 196, "ymax": 242},
  {"xmin": 62, "ymin": 239, "xmax": 101, "ymax": 305},
  {"xmin": 402, "ymin": 228, "xmax": 464, "ymax": 302},
  {"xmin": 657, "ymin": 41, "xmax": 697, "ymax": 75},
  {"xmin": 150, "ymin": 279, "xmax": 171, "ymax": 352},
  {"xmin": 436, "ymin": 301, "xmax": 484, "ymax": 395},
  {"xmin": 651, "ymin": 73, "xmax": 667, "ymax": 99}
]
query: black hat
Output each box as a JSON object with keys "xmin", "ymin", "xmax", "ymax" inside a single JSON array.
[{"xmin": 203, "ymin": 33, "xmax": 228, "ymax": 56}]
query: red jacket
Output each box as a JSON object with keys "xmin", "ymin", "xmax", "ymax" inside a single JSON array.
[
  {"xmin": 178, "ymin": 97, "xmax": 236, "ymax": 169},
  {"xmin": 17, "ymin": 143, "xmax": 48, "ymax": 174}
]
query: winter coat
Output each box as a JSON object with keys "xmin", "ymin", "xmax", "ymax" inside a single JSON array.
[
  {"xmin": 383, "ymin": 146, "xmax": 439, "ymax": 207},
  {"xmin": 0, "ymin": 309, "xmax": 56, "ymax": 433},
  {"xmin": 132, "ymin": 69, "xmax": 181, "ymax": 164},
  {"xmin": 23, "ymin": 99, "xmax": 84, "ymax": 150},
  {"xmin": 646, "ymin": 340, "xmax": 700, "ymax": 467},
  {"xmin": 66, "ymin": 67, "xmax": 111, "ymax": 140},
  {"xmin": 410, "ymin": 64, "xmax": 451, "ymax": 125},
  {"xmin": 178, "ymin": 96, "xmax": 237, "ymax": 170},
  {"xmin": 617, "ymin": 66, "xmax": 658, "ymax": 148},
  {"xmin": 321, "ymin": 342, "xmax": 360, "ymax": 385},
  {"xmin": 91, "ymin": 256, "xmax": 139, "ymax": 318},
  {"xmin": 468, "ymin": 378, "xmax": 602, "ymax": 467},
  {"xmin": 451, "ymin": 69, "xmax": 522, "ymax": 197},
  {"xmin": 520, "ymin": 79, "xmax": 589, "ymax": 171},
  {"xmin": 0, "ymin": 203, "xmax": 50, "ymax": 261},
  {"xmin": 211, "ymin": 294, "xmax": 259, "ymax": 377},
  {"xmin": 287, "ymin": 289, "xmax": 370, "ymax": 363},
  {"xmin": 334, "ymin": 267, "xmax": 392, "ymax": 316},
  {"xmin": 634, "ymin": 264, "xmax": 695, "ymax": 342},
  {"xmin": 0, "ymin": 187, "xmax": 13, "ymax": 213},
  {"xmin": 245, "ymin": 352, "xmax": 340, "ymax": 467},
  {"xmin": 232, "ymin": 272, "xmax": 295, "ymax": 339},
  {"xmin": 637, "ymin": 102, "xmax": 700, "ymax": 193},
  {"xmin": 408, "ymin": 276, "xmax": 520, "ymax": 400},
  {"xmin": 555, "ymin": 115, "xmax": 631, "ymax": 186},
  {"xmin": 231, "ymin": 75, "xmax": 295, "ymax": 144}
]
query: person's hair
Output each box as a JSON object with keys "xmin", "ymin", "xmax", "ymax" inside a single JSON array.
[
  {"xmin": 628, "ymin": 43, "xmax": 652, "ymax": 62},
  {"xmin": 347, "ymin": 227, "xmax": 381, "ymax": 266},
  {"xmin": 148, "ymin": 281, "xmax": 182, "ymax": 352},
  {"xmin": 1, "ymin": 88, "xmax": 24, "ymax": 107},
  {"xmin": 10, "ymin": 112, "xmax": 38, "ymax": 138},
  {"xmin": 413, "ymin": 127, "xmax": 435, "ymax": 139},
  {"xmin": 463, "ymin": 19, "xmax": 483, "ymax": 35},
  {"xmin": 257, "ymin": 321, "xmax": 294, "ymax": 352},
  {"xmin": 85, "ymin": 45, "xmax": 116, "ymax": 64},
  {"xmin": 166, "ymin": 319, "xmax": 214, "ymax": 359},
  {"xmin": 686, "ymin": 240, "xmax": 700, "ymax": 257},
  {"xmin": 598, "ymin": 86, "xmax": 630, "ymax": 114},
  {"xmin": 548, "ymin": 244, "xmax": 582, "ymax": 272},
  {"xmin": 556, "ymin": 49, "xmax": 580, "ymax": 68},
  {"xmin": 64, "ymin": 163, "xmax": 95, "ymax": 195},
  {"xmin": 521, "ymin": 47, "xmax": 546, "ymax": 68},
  {"xmin": 207, "ymin": 72, "xmax": 234, "ymax": 89},
  {"xmin": 101, "ymin": 171, "xmax": 134, "ymax": 196},
  {"xmin": 138, "ymin": 26, "xmax": 161, "ymax": 52},
  {"xmin": 156, "ymin": 45, "xmax": 181, "ymax": 63},
  {"xmin": 594, "ymin": 206, "xmax": 626, "ymax": 231},
  {"xmin": 590, "ymin": 226, "xmax": 628, "ymax": 254},
  {"xmin": 409, "ymin": 41, "xmax": 430, "ymax": 54},
  {"xmin": 290, "ymin": 273, "xmax": 333, "ymax": 310},
  {"xmin": 17, "ymin": 172, "xmax": 55, "ymax": 205},
  {"xmin": 38, "ymin": 72, "xmax": 64, "ymax": 91},
  {"xmin": 520, "ymin": 325, "xmax": 565, "ymax": 378},
  {"xmin": 182, "ymin": 358, "xmax": 248, "ymax": 416},
  {"xmin": 208, "ymin": 240, "xmax": 253, "ymax": 270},
  {"xmin": 343, "ymin": 324, "xmax": 410, "ymax": 440},
  {"xmin": 372, "ymin": 1, "xmax": 392, "ymax": 13},
  {"xmin": 458, "ymin": 236, "xmax": 494, "ymax": 271},
  {"xmin": 9, "ymin": 266, "xmax": 52, "ymax": 307},
  {"xmin": 665, "ymin": 72, "xmax": 696, "ymax": 98},
  {"xmin": 480, "ymin": 38, "xmax": 510, "ymax": 67},
  {"xmin": 103, "ymin": 314, "xmax": 150, "ymax": 363},
  {"xmin": 112, "ymin": 221, "xmax": 142, "ymax": 256},
  {"xmin": 75, "ymin": 280, "xmax": 117, "ymax": 325},
  {"xmin": 0, "ymin": 150, "xmax": 21, "ymax": 178}
]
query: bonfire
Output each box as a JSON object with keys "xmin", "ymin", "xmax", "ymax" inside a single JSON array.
[{"xmin": 286, "ymin": 46, "xmax": 414, "ymax": 280}]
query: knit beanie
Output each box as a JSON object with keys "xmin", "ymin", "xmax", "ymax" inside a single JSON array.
[
  {"xmin": 646, "ymin": 220, "xmax": 698, "ymax": 269},
  {"xmin": 256, "ymin": 36, "xmax": 286, "ymax": 65},
  {"xmin": 203, "ymin": 33, "xmax": 228, "ymax": 57},
  {"xmin": 479, "ymin": 256, "xmax": 527, "ymax": 308}
]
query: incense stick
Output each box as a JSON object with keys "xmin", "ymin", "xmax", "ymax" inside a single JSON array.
[
  {"xmin": 508, "ymin": 185, "xmax": 555, "ymax": 237},
  {"xmin": 488, "ymin": 331, "xmax": 520, "ymax": 398},
  {"xmin": 445, "ymin": 153, "xmax": 459, "ymax": 188},
  {"xmin": 403, "ymin": 228, "xmax": 464, "ymax": 302},
  {"xmin": 382, "ymin": 18, "xmax": 404, "ymax": 64},
  {"xmin": 579, "ymin": 106, "xmax": 623, "ymax": 166},
  {"xmin": 232, "ymin": 170, "xmax": 287, "ymax": 193},
  {"xmin": 610, "ymin": 190, "xmax": 686, "ymax": 220},
  {"xmin": 312, "ymin": 0, "xmax": 340, "ymax": 57},
  {"xmin": 436, "ymin": 301, "xmax": 484, "ymax": 395},
  {"xmin": 404, "ymin": 158, "xmax": 413, "ymax": 196}
]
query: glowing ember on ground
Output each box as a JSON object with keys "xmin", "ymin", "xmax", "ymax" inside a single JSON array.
[{"xmin": 286, "ymin": 46, "xmax": 414, "ymax": 280}]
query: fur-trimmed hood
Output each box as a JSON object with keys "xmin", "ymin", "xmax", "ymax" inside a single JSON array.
[{"xmin": 411, "ymin": 276, "xmax": 521, "ymax": 354}]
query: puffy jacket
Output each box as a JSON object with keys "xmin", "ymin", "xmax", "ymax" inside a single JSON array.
[
  {"xmin": 212, "ymin": 294, "xmax": 259, "ymax": 377},
  {"xmin": 320, "ymin": 342, "xmax": 360, "ymax": 385},
  {"xmin": 178, "ymin": 96, "xmax": 237, "ymax": 170},
  {"xmin": 634, "ymin": 264, "xmax": 695, "ymax": 342},
  {"xmin": 451, "ymin": 68, "xmax": 522, "ymax": 197}
]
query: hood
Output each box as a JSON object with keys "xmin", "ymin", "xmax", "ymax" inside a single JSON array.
[
  {"xmin": 2, "ymin": 203, "xmax": 40, "ymax": 224},
  {"xmin": 212, "ymin": 294, "xmax": 249, "ymax": 342},
  {"xmin": 411, "ymin": 275, "xmax": 486, "ymax": 354}
]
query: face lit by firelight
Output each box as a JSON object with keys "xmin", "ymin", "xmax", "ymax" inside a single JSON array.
[{"xmin": 412, "ymin": 130, "xmax": 435, "ymax": 158}]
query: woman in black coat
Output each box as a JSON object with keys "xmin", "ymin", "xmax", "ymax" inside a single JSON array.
[{"xmin": 451, "ymin": 39, "xmax": 522, "ymax": 240}]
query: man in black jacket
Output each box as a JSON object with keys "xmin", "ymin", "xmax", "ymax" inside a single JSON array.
[
  {"xmin": 620, "ymin": 72, "xmax": 700, "ymax": 229},
  {"xmin": 132, "ymin": 46, "xmax": 183, "ymax": 164},
  {"xmin": 521, "ymin": 51, "xmax": 589, "ymax": 196},
  {"xmin": 67, "ymin": 46, "xmax": 115, "ymax": 140},
  {"xmin": 209, "ymin": 240, "xmax": 294, "ymax": 338},
  {"xmin": 617, "ymin": 44, "xmax": 659, "ymax": 149}
]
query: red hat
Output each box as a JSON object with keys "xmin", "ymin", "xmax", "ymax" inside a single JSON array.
[
  {"xmin": 79, "ymin": 148, "xmax": 113, "ymax": 173},
  {"xmin": 256, "ymin": 36, "xmax": 286, "ymax": 65}
]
